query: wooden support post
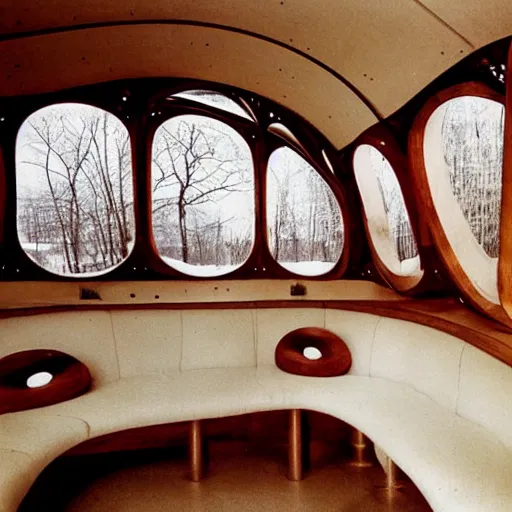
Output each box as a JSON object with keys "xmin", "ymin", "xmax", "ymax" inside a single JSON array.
[
  {"xmin": 189, "ymin": 419, "xmax": 203, "ymax": 481},
  {"xmin": 350, "ymin": 429, "xmax": 372, "ymax": 468},
  {"xmin": 288, "ymin": 409, "xmax": 303, "ymax": 481}
]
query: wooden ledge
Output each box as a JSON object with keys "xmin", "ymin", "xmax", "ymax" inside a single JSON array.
[{"xmin": 0, "ymin": 281, "xmax": 510, "ymax": 367}]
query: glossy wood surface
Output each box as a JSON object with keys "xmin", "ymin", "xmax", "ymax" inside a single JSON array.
[
  {"xmin": 408, "ymin": 81, "xmax": 511, "ymax": 327},
  {"xmin": 350, "ymin": 125, "xmax": 428, "ymax": 295},
  {"xmin": 0, "ymin": 349, "xmax": 91, "ymax": 414},
  {"xmin": 499, "ymin": 41, "xmax": 512, "ymax": 320},
  {"xmin": 275, "ymin": 327, "xmax": 351, "ymax": 377}
]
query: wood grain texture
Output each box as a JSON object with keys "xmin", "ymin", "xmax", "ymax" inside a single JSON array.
[
  {"xmin": 408, "ymin": 81, "xmax": 512, "ymax": 327},
  {"xmin": 498, "ymin": 42, "xmax": 512, "ymax": 320},
  {"xmin": 0, "ymin": 349, "xmax": 91, "ymax": 414},
  {"xmin": 275, "ymin": 327, "xmax": 352, "ymax": 377}
]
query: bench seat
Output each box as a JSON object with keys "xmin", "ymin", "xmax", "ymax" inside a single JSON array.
[
  {"xmin": 0, "ymin": 308, "xmax": 511, "ymax": 512},
  {"xmin": 1, "ymin": 366, "xmax": 511, "ymax": 512}
]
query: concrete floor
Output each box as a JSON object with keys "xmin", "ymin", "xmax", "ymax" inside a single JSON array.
[{"xmin": 22, "ymin": 445, "xmax": 432, "ymax": 512}]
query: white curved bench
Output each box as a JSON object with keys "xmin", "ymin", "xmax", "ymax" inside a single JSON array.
[{"xmin": 1, "ymin": 308, "xmax": 511, "ymax": 512}]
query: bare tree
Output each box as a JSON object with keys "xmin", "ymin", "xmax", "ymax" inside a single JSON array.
[
  {"xmin": 267, "ymin": 147, "xmax": 343, "ymax": 266},
  {"xmin": 152, "ymin": 115, "xmax": 253, "ymax": 266},
  {"xmin": 17, "ymin": 104, "xmax": 134, "ymax": 274},
  {"xmin": 442, "ymin": 97, "xmax": 503, "ymax": 257}
]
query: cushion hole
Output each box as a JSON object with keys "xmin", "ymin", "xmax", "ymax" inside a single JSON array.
[
  {"xmin": 303, "ymin": 346, "xmax": 322, "ymax": 360},
  {"xmin": 26, "ymin": 371, "xmax": 53, "ymax": 388}
]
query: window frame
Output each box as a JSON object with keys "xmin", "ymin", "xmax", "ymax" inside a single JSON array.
[
  {"xmin": 0, "ymin": 79, "xmax": 349, "ymax": 281},
  {"xmin": 146, "ymin": 103, "xmax": 260, "ymax": 279},
  {"xmin": 263, "ymin": 142, "xmax": 348, "ymax": 279},
  {"xmin": 499, "ymin": 43, "xmax": 512, "ymax": 321},
  {"xmin": 14, "ymin": 101, "xmax": 138, "ymax": 279},
  {"xmin": 0, "ymin": 90, "xmax": 139, "ymax": 280},
  {"xmin": 351, "ymin": 125, "xmax": 424, "ymax": 293},
  {"xmin": 409, "ymin": 81, "xmax": 510, "ymax": 325}
]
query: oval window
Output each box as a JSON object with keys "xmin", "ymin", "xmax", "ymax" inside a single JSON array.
[
  {"xmin": 266, "ymin": 147, "xmax": 343, "ymax": 276},
  {"xmin": 152, "ymin": 115, "xmax": 255, "ymax": 276},
  {"xmin": 16, "ymin": 103, "xmax": 135, "ymax": 277},
  {"xmin": 353, "ymin": 144, "xmax": 419, "ymax": 276},
  {"xmin": 424, "ymin": 96, "xmax": 504, "ymax": 302}
]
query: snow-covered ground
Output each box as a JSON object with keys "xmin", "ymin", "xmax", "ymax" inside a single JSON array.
[
  {"xmin": 277, "ymin": 261, "xmax": 335, "ymax": 276},
  {"xmin": 399, "ymin": 256, "xmax": 420, "ymax": 275},
  {"xmin": 20, "ymin": 242, "xmax": 53, "ymax": 251},
  {"xmin": 163, "ymin": 257, "xmax": 242, "ymax": 277},
  {"xmin": 163, "ymin": 257, "xmax": 337, "ymax": 277}
]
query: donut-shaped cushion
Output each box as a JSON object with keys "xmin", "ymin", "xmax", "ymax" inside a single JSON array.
[
  {"xmin": 0, "ymin": 350, "xmax": 91, "ymax": 414},
  {"xmin": 275, "ymin": 327, "xmax": 351, "ymax": 377}
]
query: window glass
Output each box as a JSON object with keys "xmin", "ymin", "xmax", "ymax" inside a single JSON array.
[
  {"xmin": 423, "ymin": 95, "xmax": 504, "ymax": 302},
  {"xmin": 16, "ymin": 103, "xmax": 135, "ymax": 276},
  {"xmin": 171, "ymin": 90, "xmax": 254, "ymax": 121},
  {"xmin": 353, "ymin": 144, "xmax": 419, "ymax": 276},
  {"xmin": 266, "ymin": 147, "xmax": 343, "ymax": 276},
  {"xmin": 152, "ymin": 114, "xmax": 254, "ymax": 276},
  {"xmin": 441, "ymin": 96, "xmax": 504, "ymax": 257}
]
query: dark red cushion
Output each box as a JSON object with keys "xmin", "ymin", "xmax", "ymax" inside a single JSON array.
[
  {"xmin": 0, "ymin": 349, "xmax": 91, "ymax": 414},
  {"xmin": 275, "ymin": 327, "xmax": 351, "ymax": 377}
]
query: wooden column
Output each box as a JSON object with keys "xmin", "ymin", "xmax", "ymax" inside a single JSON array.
[
  {"xmin": 288, "ymin": 409, "xmax": 303, "ymax": 481},
  {"xmin": 189, "ymin": 420, "xmax": 203, "ymax": 481},
  {"xmin": 349, "ymin": 429, "xmax": 372, "ymax": 467}
]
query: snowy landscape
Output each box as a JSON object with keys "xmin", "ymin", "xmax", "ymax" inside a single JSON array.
[{"xmin": 14, "ymin": 92, "xmax": 504, "ymax": 277}]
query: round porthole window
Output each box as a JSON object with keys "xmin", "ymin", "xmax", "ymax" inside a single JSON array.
[
  {"xmin": 26, "ymin": 371, "xmax": 54, "ymax": 388},
  {"xmin": 303, "ymin": 346, "xmax": 322, "ymax": 360}
]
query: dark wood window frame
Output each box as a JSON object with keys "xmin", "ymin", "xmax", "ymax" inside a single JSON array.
[
  {"xmin": 351, "ymin": 125, "xmax": 426, "ymax": 294},
  {"xmin": 0, "ymin": 78, "xmax": 350, "ymax": 281}
]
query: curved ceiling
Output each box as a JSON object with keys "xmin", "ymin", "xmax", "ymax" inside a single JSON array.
[
  {"xmin": 0, "ymin": 0, "xmax": 511, "ymax": 145},
  {"xmin": 0, "ymin": 25, "xmax": 377, "ymax": 148}
]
